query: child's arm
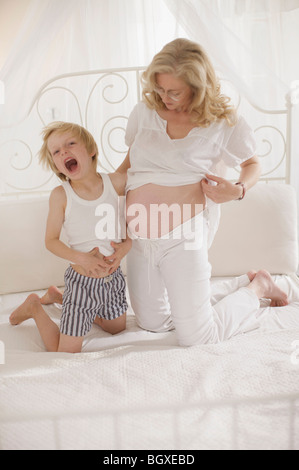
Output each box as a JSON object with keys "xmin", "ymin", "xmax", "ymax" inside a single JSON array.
[{"xmin": 45, "ymin": 186, "xmax": 110, "ymax": 276}]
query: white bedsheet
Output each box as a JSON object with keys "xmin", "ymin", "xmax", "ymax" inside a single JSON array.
[{"xmin": 1, "ymin": 275, "xmax": 299, "ymax": 450}]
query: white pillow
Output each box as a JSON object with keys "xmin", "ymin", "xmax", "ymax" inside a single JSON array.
[
  {"xmin": 0, "ymin": 196, "xmax": 127, "ymax": 295},
  {"xmin": 0, "ymin": 197, "xmax": 68, "ymax": 294},
  {"xmin": 209, "ymin": 183, "xmax": 298, "ymax": 276},
  {"xmin": 0, "ymin": 183, "xmax": 298, "ymax": 294}
]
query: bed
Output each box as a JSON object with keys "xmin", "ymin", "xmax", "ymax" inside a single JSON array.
[{"xmin": 0, "ymin": 67, "xmax": 299, "ymax": 451}]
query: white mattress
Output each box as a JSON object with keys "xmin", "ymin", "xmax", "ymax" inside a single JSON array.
[{"xmin": 1, "ymin": 275, "xmax": 299, "ymax": 450}]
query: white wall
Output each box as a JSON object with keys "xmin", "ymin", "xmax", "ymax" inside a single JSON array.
[{"xmin": 0, "ymin": 0, "xmax": 30, "ymax": 69}]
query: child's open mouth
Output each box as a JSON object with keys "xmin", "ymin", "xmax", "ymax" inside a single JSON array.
[{"xmin": 64, "ymin": 157, "xmax": 78, "ymax": 173}]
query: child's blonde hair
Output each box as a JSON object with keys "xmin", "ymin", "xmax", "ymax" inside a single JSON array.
[
  {"xmin": 142, "ymin": 38, "xmax": 236, "ymax": 127},
  {"xmin": 39, "ymin": 121, "xmax": 99, "ymax": 181}
]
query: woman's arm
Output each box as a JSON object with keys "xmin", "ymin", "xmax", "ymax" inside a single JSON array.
[
  {"xmin": 201, "ymin": 155, "xmax": 261, "ymax": 203},
  {"xmin": 116, "ymin": 150, "xmax": 131, "ymax": 174},
  {"xmin": 238, "ymin": 155, "xmax": 261, "ymax": 193}
]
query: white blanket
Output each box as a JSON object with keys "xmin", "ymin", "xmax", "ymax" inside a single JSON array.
[{"xmin": 1, "ymin": 275, "xmax": 299, "ymax": 450}]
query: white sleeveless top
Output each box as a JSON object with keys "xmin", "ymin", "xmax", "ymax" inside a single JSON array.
[{"xmin": 62, "ymin": 173, "xmax": 126, "ymax": 256}]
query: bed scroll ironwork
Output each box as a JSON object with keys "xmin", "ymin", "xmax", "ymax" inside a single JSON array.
[{"xmin": 0, "ymin": 67, "xmax": 298, "ymax": 197}]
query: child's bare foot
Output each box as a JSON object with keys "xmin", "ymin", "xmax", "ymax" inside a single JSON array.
[
  {"xmin": 9, "ymin": 293, "xmax": 41, "ymax": 325},
  {"xmin": 248, "ymin": 270, "xmax": 288, "ymax": 307},
  {"xmin": 40, "ymin": 286, "xmax": 63, "ymax": 305}
]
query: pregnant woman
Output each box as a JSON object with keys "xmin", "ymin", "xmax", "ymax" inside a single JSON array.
[{"xmin": 117, "ymin": 38, "xmax": 287, "ymax": 346}]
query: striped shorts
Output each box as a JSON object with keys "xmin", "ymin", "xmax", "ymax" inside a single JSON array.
[{"xmin": 60, "ymin": 265, "xmax": 128, "ymax": 337}]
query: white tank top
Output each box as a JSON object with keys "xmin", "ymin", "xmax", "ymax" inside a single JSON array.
[{"xmin": 62, "ymin": 173, "xmax": 126, "ymax": 256}]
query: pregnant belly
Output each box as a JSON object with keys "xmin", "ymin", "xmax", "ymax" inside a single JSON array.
[{"xmin": 126, "ymin": 182, "xmax": 205, "ymax": 238}]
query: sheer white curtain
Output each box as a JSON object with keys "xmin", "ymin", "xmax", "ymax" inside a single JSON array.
[
  {"xmin": 164, "ymin": 0, "xmax": 299, "ymax": 240},
  {"xmin": 1, "ymin": 0, "xmax": 299, "ymax": 196},
  {"xmin": 0, "ymin": 0, "xmax": 298, "ymax": 256},
  {"xmin": 163, "ymin": 0, "xmax": 299, "ymax": 109},
  {"xmin": 0, "ymin": 0, "xmax": 183, "ymax": 128},
  {"xmin": 2, "ymin": 0, "xmax": 298, "ymax": 126},
  {"xmin": 0, "ymin": 0, "xmax": 187, "ymax": 194}
]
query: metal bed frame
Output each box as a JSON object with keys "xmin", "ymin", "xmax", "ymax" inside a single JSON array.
[{"xmin": 0, "ymin": 66, "xmax": 299, "ymax": 198}]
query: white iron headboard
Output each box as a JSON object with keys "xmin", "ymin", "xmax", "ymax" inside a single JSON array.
[{"xmin": 0, "ymin": 67, "xmax": 298, "ymax": 198}]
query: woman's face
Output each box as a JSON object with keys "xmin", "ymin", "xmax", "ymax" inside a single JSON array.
[{"xmin": 154, "ymin": 73, "xmax": 193, "ymax": 111}]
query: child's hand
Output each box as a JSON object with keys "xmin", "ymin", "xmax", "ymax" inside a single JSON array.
[
  {"xmin": 104, "ymin": 239, "xmax": 132, "ymax": 273},
  {"xmin": 78, "ymin": 247, "xmax": 111, "ymax": 277}
]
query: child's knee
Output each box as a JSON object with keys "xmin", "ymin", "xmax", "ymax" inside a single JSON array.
[
  {"xmin": 110, "ymin": 324, "xmax": 126, "ymax": 335},
  {"xmin": 100, "ymin": 313, "xmax": 127, "ymax": 335},
  {"xmin": 110, "ymin": 313, "xmax": 127, "ymax": 335}
]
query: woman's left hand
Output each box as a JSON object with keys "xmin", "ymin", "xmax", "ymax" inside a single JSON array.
[
  {"xmin": 104, "ymin": 238, "xmax": 132, "ymax": 273},
  {"xmin": 201, "ymin": 174, "xmax": 242, "ymax": 203}
]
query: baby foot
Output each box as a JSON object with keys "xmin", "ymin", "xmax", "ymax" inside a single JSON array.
[
  {"xmin": 9, "ymin": 293, "xmax": 41, "ymax": 325},
  {"xmin": 40, "ymin": 286, "xmax": 63, "ymax": 305}
]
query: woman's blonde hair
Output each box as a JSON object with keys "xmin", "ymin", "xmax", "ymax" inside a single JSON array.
[
  {"xmin": 39, "ymin": 121, "xmax": 99, "ymax": 181},
  {"xmin": 142, "ymin": 38, "xmax": 236, "ymax": 127}
]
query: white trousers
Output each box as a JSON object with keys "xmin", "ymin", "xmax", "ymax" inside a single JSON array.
[{"xmin": 127, "ymin": 212, "xmax": 260, "ymax": 346}]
